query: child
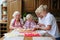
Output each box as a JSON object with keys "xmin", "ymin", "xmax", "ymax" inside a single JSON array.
[
  {"xmin": 10, "ymin": 11, "xmax": 23, "ymax": 30},
  {"xmin": 24, "ymin": 14, "xmax": 36, "ymax": 29}
]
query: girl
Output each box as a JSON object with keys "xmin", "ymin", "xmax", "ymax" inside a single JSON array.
[
  {"xmin": 10, "ymin": 11, "xmax": 23, "ymax": 30},
  {"xmin": 24, "ymin": 14, "xmax": 36, "ymax": 29}
]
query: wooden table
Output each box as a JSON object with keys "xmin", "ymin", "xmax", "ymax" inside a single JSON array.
[{"xmin": 0, "ymin": 33, "xmax": 56, "ymax": 40}]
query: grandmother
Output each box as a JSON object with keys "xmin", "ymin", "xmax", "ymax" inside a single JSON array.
[
  {"xmin": 10, "ymin": 11, "xmax": 23, "ymax": 30},
  {"xmin": 35, "ymin": 5, "xmax": 60, "ymax": 39}
]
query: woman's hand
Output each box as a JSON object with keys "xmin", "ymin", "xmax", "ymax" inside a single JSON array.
[
  {"xmin": 38, "ymin": 23, "xmax": 45, "ymax": 27},
  {"xmin": 33, "ymin": 27, "xmax": 41, "ymax": 31}
]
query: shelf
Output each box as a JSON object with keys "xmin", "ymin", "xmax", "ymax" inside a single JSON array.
[
  {"xmin": 2, "ymin": 7, "xmax": 7, "ymax": 8},
  {"xmin": 0, "ymin": 0, "xmax": 8, "ymax": 38},
  {"xmin": 0, "ymin": 26, "xmax": 7, "ymax": 27},
  {"xmin": 1, "ymin": 30, "xmax": 7, "ymax": 32},
  {"xmin": 2, "ymin": 14, "xmax": 7, "ymax": 16},
  {"xmin": 0, "ymin": 20, "xmax": 7, "ymax": 24}
]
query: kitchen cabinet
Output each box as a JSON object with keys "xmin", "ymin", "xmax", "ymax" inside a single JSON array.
[
  {"xmin": 0, "ymin": 0, "xmax": 8, "ymax": 38},
  {"xmin": 36, "ymin": 0, "xmax": 50, "ymax": 9},
  {"xmin": 22, "ymin": 0, "xmax": 50, "ymax": 12},
  {"xmin": 57, "ymin": 22, "xmax": 60, "ymax": 32},
  {"xmin": 0, "ymin": 21, "xmax": 7, "ymax": 38},
  {"xmin": 23, "ymin": 0, "xmax": 36, "ymax": 12},
  {"xmin": 1, "ymin": 0, "xmax": 7, "ymax": 22},
  {"xmin": 36, "ymin": 0, "xmax": 60, "ymax": 11}
]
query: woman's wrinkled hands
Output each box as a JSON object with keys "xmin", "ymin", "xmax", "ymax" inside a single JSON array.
[
  {"xmin": 38, "ymin": 23, "xmax": 45, "ymax": 27},
  {"xmin": 33, "ymin": 25, "xmax": 41, "ymax": 31}
]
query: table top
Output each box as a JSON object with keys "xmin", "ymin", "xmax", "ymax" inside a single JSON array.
[
  {"xmin": 0, "ymin": 30, "xmax": 56, "ymax": 40},
  {"xmin": 0, "ymin": 32, "xmax": 56, "ymax": 40}
]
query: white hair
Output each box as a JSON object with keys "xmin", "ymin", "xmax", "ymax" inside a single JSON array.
[
  {"xmin": 13, "ymin": 11, "xmax": 20, "ymax": 17},
  {"xmin": 35, "ymin": 5, "xmax": 47, "ymax": 14},
  {"xmin": 26, "ymin": 14, "xmax": 33, "ymax": 20}
]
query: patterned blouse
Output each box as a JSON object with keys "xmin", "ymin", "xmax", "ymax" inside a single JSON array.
[{"xmin": 24, "ymin": 20, "xmax": 36, "ymax": 29}]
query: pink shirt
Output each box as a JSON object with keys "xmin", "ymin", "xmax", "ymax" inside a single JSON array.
[
  {"xmin": 24, "ymin": 20, "xmax": 36, "ymax": 29},
  {"xmin": 10, "ymin": 18, "xmax": 23, "ymax": 28}
]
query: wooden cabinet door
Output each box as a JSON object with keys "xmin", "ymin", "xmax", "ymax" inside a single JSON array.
[
  {"xmin": 7, "ymin": 2, "xmax": 11, "ymax": 31},
  {"xmin": 36, "ymin": 0, "xmax": 50, "ymax": 10},
  {"xmin": 57, "ymin": 22, "xmax": 60, "ymax": 32},
  {"xmin": 7, "ymin": 0, "xmax": 13, "ymax": 3},
  {"xmin": 7, "ymin": 0, "xmax": 22, "ymax": 29},
  {"xmin": 23, "ymin": 0, "xmax": 36, "ymax": 12}
]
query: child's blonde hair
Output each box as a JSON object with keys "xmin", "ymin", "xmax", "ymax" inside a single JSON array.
[{"xmin": 26, "ymin": 14, "xmax": 33, "ymax": 20}]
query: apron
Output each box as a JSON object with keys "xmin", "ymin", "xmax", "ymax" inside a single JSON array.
[{"xmin": 12, "ymin": 19, "xmax": 22, "ymax": 28}]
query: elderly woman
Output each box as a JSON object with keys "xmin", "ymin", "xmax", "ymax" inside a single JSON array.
[
  {"xmin": 35, "ymin": 5, "xmax": 60, "ymax": 39},
  {"xmin": 10, "ymin": 11, "xmax": 23, "ymax": 30},
  {"xmin": 24, "ymin": 14, "xmax": 36, "ymax": 29}
]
